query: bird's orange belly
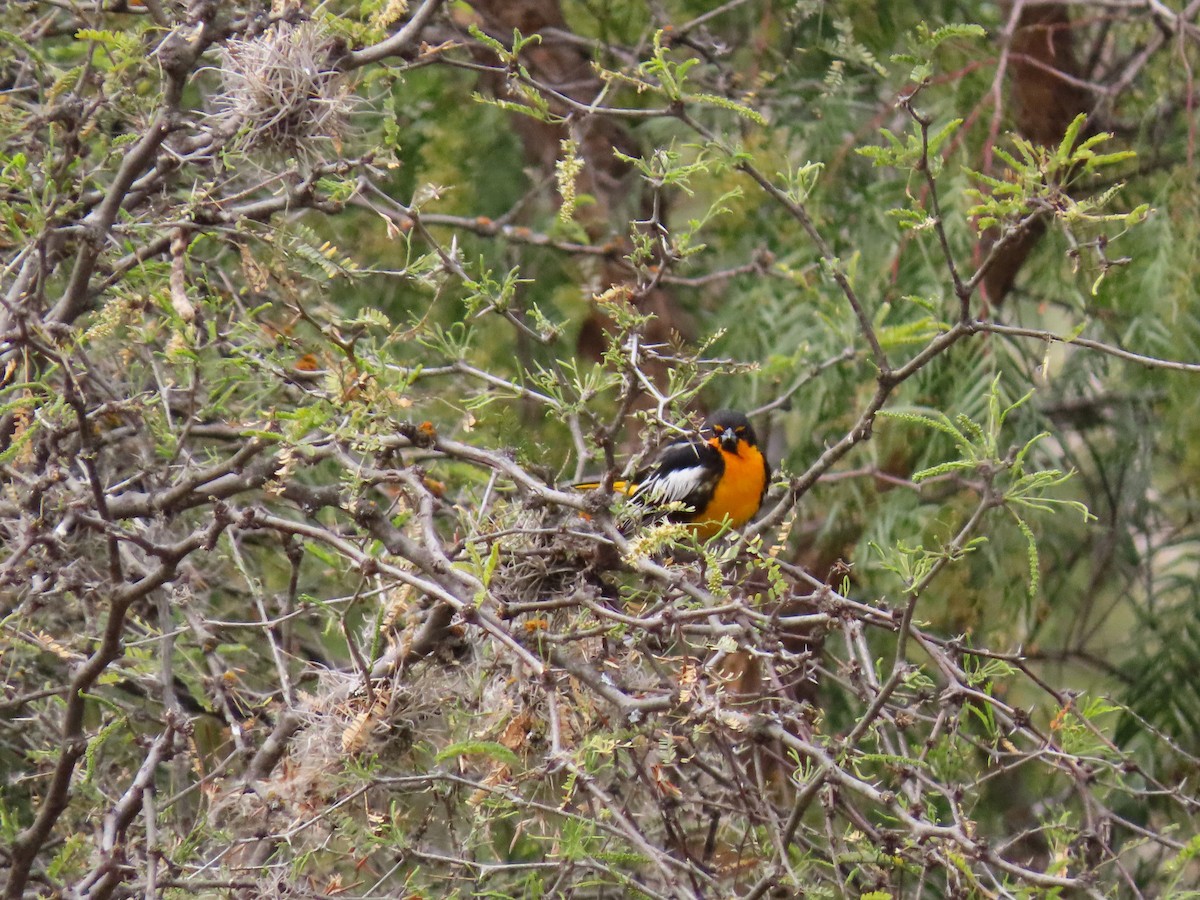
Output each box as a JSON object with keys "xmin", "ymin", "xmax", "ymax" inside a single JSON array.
[{"xmin": 693, "ymin": 448, "xmax": 766, "ymax": 537}]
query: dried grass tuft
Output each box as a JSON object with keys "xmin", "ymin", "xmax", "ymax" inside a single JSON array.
[{"xmin": 213, "ymin": 21, "xmax": 354, "ymax": 159}]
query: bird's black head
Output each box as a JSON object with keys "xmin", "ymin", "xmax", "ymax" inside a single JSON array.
[{"xmin": 703, "ymin": 409, "xmax": 758, "ymax": 453}]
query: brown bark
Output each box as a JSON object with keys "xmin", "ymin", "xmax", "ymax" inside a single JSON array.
[
  {"xmin": 982, "ymin": 4, "xmax": 1093, "ymax": 305},
  {"xmin": 465, "ymin": 0, "xmax": 690, "ymax": 365}
]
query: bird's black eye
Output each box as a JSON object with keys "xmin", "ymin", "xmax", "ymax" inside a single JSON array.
[
  {"xmin": 735, "ymin": 426, "xmax": 745, "ymax": 434},
  {"xmin": 713, "ymin": 425, "xmax": 724, "ymax": 434}
]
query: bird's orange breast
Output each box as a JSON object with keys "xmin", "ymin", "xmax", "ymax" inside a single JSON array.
[{"xmin": 693, "ymin": 440, "xmax": 767, "ymax": 538}]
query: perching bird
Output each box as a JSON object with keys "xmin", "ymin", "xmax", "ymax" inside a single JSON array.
[{"xmin": 577, "ymin": 410, "xmax": 770, "ymax": 539}]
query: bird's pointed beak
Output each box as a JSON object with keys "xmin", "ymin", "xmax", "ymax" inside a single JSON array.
[{"xmin": 720, "ymin": 430, "xmax": 741, "ymax": 453}]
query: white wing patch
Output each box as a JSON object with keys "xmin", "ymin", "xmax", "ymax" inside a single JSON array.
[{"xmin": 635, "ymin": 464, "xmax": 711, "ymax": 508}]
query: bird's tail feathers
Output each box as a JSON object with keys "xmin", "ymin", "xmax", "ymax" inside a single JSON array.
[{"xmin": 572, "ymin": 479, "xmax": 637, "ymax": 495}]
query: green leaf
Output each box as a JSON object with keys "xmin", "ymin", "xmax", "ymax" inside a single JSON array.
[{"xmin": 435, "ymin": 740, "xmax": 521, "ymax": 767}]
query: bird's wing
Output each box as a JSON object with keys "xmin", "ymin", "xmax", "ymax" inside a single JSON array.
[{"xmin": 633, "ymin": 440, "xmax": 722, "ymax": 509}]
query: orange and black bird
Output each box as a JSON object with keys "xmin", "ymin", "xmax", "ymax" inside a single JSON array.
[{"xmin": 578, "ymin": 410, "xmax": 770, "ymax": 539}]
